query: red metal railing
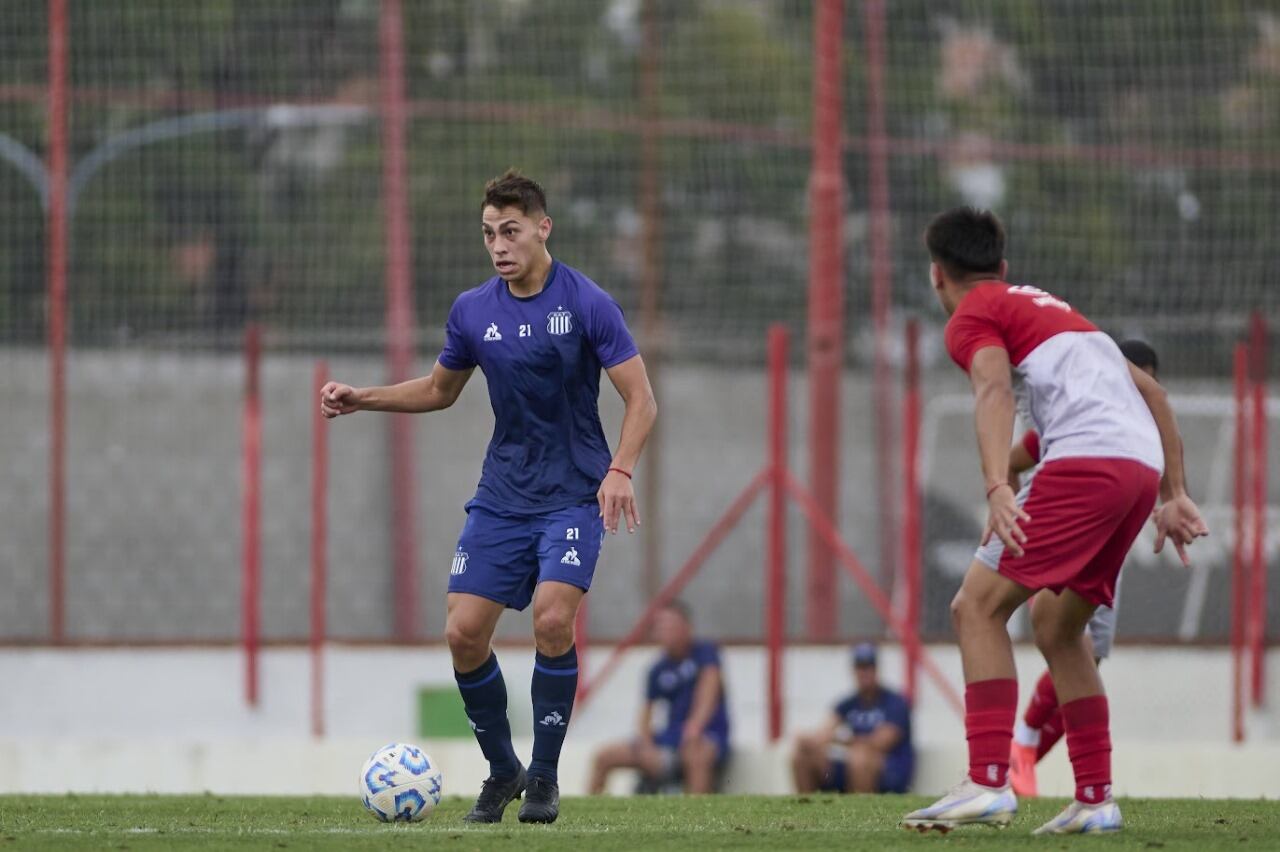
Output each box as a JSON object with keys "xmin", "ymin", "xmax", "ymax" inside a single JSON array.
[
  {"xmin": 241, "ymin": 324, "xmax": 263, "ymax": 707},
  {"xmin": 45, "ymin": 0, "xmax": 69, "ymax": 644},
  {"xmin": 578, "ymin": 324, "xmax": 966, "ymax": 733},
  {"xmin": 806, "ymin": 0, "xmax": 846, "ymax": 642},
  {"xmin": 379, "ymin": 0, "xmax": 420, "ymax": 641},
  {"xmin": 1231, "ymin": 342, "xmax": 1247, "ymax": 743}
]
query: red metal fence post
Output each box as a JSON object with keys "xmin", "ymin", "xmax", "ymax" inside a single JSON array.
[
  {"xmin": 379, "ymin": 0, "xmax": 420, "ymax": 640},
  {"xmin": 1232, "ymin": 342, "xmax": 1248, "ymax": 741},
  {"xmin": 311, "ymin": 361, "xmax": 329, "ymax": 737},
  {"xmin": 767, "ymin": 324, "xmax": 789, "ymax": 742},
  {"xmin": 862, "ymin": 0, "xmax": 897, "ymax": 594},
  {"xmin": 806, "ymin": 0, "xmax": 845, "ymax": 642},
  {"xmin": 241, "ymin": 324, "xmax": 262, "ymax": 707},
  {"xmin": 46, "ymin": 0, "xmax": 70, "ymax": 644}
]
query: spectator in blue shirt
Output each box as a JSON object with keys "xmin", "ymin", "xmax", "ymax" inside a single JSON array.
[
  {"xmin": 589, "ymin": 601, "xmax": 730, "ymax": 794},
  {"xmin": 791, "ymin": 643, "xmax": 914, "ymax": 794}
]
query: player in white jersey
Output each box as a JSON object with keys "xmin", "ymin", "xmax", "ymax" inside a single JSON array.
[
  {"xmin": 901, "ymin": 208, "xmax": 1207, "ymax": 836},
  {"xmin": 1007, "ymin": 339, "xmax": 1160, "ymax": 798}
]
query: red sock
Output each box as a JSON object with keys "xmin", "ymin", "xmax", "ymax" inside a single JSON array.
[
  {"xmin": 965, "ymin": 678, "xmax": 1018, "ymax": 788},
  {"xmin": 1062, "ymin": 695, "xmax": 1112, "ymax": 804},
  {"xmin": 1035, "ymin": 707, "xmax": 1065, "ymax": 762},
  {"xmin": 1023, "ymin": 669, "xmax": 1059, "ymax": 729}
]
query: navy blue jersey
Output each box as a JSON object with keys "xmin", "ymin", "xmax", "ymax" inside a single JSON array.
[
  {"xmin": 833, "ymin": 688, "xmax": 913, "ymax": 765},
  {"xmin": 646, "ymin": 640, "xmax": 730, "ymax": 748},
  {"xmin": 438, "ymin": 261, "xmax": 639, "ymax": 514}
]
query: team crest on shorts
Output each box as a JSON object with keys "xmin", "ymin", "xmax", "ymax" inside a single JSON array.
[
  {"xmin": 451, "ymin": 550, "xmax": 468, "ymax": 575},
  {"xmin": 547, "ymin": 306, "xmax": 573, "ymax": 335}
]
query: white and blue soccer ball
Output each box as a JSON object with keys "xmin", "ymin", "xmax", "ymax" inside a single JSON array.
[{"xmin": 358, "ymin": 742, "xmax": 444, "ymax": 822}]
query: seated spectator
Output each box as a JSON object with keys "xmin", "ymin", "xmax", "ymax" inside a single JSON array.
[
  {"xmin": 588, "ymin": 601, "xmax": 730, "ymax": 794},
  {"xmin": 791, "ymin": 643, "xmax": 913, "ymax": 794}
]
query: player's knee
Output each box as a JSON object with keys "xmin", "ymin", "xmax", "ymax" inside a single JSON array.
[
  {"xmin": 444, "ymin": 619, "xmax": 489, "ymax": 664},
  {"xmin": 532, "ymin": 607, "xmax": 575, "ymax": 652},
  {"xmin": 1032, "ymin": 618, "xmax": 1080, "ymax": 655},
  {"xmin": 679, "ymin": 737, "xmax": 712, "ymax": 766}
]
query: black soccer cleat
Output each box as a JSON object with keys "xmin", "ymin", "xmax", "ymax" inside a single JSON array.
[
  {"xmin": 463, "ymin": 764, "xmax": 526, "ymax": 823},
  {"xmin": 518, "ymin": 775, "xmax": 560, "ymax": 824}
]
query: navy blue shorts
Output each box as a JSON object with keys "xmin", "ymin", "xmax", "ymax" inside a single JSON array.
[
  {"xmin": 448, "ymin": 503, "xmax": 605, "ymax": 611},
  {"xmin": 821, "ymin": 753, "xmax": 913, "ymax": 794}
]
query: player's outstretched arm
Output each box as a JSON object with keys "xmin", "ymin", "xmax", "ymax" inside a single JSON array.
[
  {"xmin": 1126, "ymin": 362, "xmax": 1209, "ymax": 564},
  {"xmin": 969, "ymin": 347, "xmax": 1031, "ymax": 556},
  {"xmin": 599, "ymin": 354, "xmax": 657, "ymax": 534},
  {"xmin": 319, "ymin": 361, "xmax": 473, "ymax": 418}
]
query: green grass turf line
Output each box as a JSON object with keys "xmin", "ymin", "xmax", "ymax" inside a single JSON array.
[{"xmin": 0, "ymin": 794, "xmax": 1275, "ymax": 850}]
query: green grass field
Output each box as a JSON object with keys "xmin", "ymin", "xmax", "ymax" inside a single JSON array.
[{"xmin": 0, "ymin": 794, "xmax": 1274, "ymax": 850}]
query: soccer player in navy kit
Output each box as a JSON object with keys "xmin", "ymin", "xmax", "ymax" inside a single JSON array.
[{"xmin": 320, "ymin": 171, "xmax": 657, "ymax": 824}]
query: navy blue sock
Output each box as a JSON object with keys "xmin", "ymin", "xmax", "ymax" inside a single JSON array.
[
  {"xmin": 529, "ymin": 646, "xmax": 578, "ymax": 783},
  {"xmin": 454, "ymin": 652, "xmax": 520, "ymax": 779}
]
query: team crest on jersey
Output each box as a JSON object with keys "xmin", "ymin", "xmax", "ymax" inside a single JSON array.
[
  {"xmin": 483, "ymin": 322, "xmax": 502, "ymax": 342},
  {"xmin": 451, "ymin": 550, "xmax": 469, "ymax": 575},
  {"xmin": 547, "ymin": 306, "xmax": 573, "ymax": 335}
]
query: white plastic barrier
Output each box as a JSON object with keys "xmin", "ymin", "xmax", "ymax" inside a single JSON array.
[{"xmin": 2, "ymin": 737, "xmax": 1278, "ymax": 799}]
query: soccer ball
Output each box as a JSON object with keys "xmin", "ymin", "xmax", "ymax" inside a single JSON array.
[{"xmin": 358, "ymin": 742, "xmax": 444, "ymax": 822}]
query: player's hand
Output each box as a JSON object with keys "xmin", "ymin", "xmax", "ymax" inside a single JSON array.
[
  {"xmin": 1152, "ymin": 494, "xmax": 1209, "ymax": 566},
  {"xmin": 681, "ymin": 720, "xmax": 704, "ymax": 744},
  {"xmin": 319, "ymin": 381, "xmax": 363, "ymax": 418},
  {"xmin": 597, "ymin": 469, "xmax": 639, "ymax": 535},
  {"xmin": 983, "ymin": 482, "xmax": 1030, "ymax": 557}
]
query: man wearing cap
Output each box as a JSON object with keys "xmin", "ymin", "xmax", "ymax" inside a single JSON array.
[{"xmin": 791, "ymin": 643, "xmax": 914, "ymax": 794}]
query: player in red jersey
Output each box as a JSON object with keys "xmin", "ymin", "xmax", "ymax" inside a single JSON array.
[
  {"xmin": 902, "ymin": 208, "xmax": 1208, "ymax": 835},
  {"xmin": 1008, "ymin": 340, "xmax": 1160, "ymax": 798}
]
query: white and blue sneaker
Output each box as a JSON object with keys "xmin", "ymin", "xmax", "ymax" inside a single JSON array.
[
  {"xmin": 901, "ymin": 777, "xmax": 1017, "ymax": 832},
  {"xmin": 1032, "ymin": 798, "xmax": 1123, "ymax": 835}
]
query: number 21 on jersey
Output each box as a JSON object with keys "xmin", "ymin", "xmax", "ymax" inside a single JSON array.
[{"xmin": 519, "ymin": 323, "xmax": 532, "ymax": 338}]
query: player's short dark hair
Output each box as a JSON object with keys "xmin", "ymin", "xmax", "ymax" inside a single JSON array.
[
  {"xmin": 924, "ymin": 206, "xmax": 1006, "ymax": 278},
  {"xmin": 482, "ymin": 169, "xmax": 547, "ymax": 217},
  {"xmin": 659, "ymin": 599, "xmax": 693, "ymax": 623},
  {"xmin": 1118, "ymin": 338, "xmax": 1159, "ymax": 376}
]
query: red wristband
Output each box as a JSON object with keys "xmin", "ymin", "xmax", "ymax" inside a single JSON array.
[
  {"xmin": 608, "ymin": 467, "xmax": 632, "ymax": 480},
  {"xmin": 986, "ymin": 482, "xmax": 1011, "ymax": 499}
]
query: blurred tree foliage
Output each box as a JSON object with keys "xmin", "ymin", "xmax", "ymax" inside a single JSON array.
[{"xmin": 0, "ymin": 0, "xmax": 1273, "ymax": 372}]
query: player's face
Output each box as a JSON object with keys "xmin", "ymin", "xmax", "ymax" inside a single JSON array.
[
  {"xmin": 653, "ymin": 608, "xmax": 692, "ymax": 656},
  {"xmin": 854, "ymin": 663, "xmax": 877, "ymax": 692},
  {"xmin": 481, "ymin": 205, "xmax": 551, "ymax": 282}
]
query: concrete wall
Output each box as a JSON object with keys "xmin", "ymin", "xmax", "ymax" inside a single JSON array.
[
  {"xmin": 2, "ymin": 644, "xmax": 1277, "ymax": 797},
  {"xmin": 1, "ymin": 347, "xmax": 1276, "ymax": 642}
]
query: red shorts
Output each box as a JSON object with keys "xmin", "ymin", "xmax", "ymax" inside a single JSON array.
[{"xmin": 978, "ymin": 457, "xmax": 1159, "ymax": 607}]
